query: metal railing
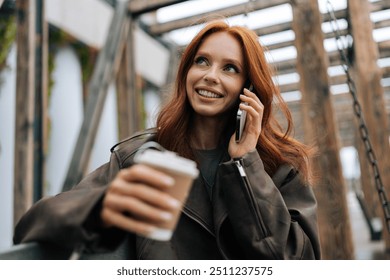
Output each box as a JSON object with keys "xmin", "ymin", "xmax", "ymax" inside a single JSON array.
[
  {"xmin": 0, "ymin": 243, "xmax": 71, "ymax": 260},
  {"xmin": 0, "ymin": 240, "xmax": 130, "ymax": 260}
]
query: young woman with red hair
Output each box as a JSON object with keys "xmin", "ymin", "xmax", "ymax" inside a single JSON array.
[{"xmin": 14, "ymin": 20, "xmax": 321, "ymax": 259}]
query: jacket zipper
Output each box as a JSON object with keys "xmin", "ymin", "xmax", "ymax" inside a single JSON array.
[{"xmin": 234, "ymin": 159, "xmax": 268, "ymax": 239}]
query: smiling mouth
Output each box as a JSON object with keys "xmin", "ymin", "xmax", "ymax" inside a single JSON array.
[{"xmin": 197, "ymin": 89, "xmax": 223, "ymax": 99}]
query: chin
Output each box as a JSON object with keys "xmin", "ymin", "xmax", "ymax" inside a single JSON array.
[{"xmin": 194, "ymin": 109, "xmax": 218, "ymax": 117}]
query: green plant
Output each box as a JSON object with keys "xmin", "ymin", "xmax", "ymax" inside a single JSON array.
[{"xmin": 0, "ymin": 15, "xmax": 16, "ymax": 71}]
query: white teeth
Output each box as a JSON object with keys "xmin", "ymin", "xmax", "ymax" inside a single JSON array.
[{"xmin": 197, "ymin": 90, "xmax": 221, "ymax": 98}]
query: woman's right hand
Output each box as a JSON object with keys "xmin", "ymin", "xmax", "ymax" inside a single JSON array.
[{"xmin": 100, "ymin": 164, "xmax": 181, "ymax": 237}]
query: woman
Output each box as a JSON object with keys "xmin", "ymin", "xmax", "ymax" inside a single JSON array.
[{"xmin": 14, "ymin": 20, "xmax": 321, "ymax": 259}]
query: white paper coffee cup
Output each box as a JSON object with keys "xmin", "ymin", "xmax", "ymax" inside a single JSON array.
[{"xmin": 134, "ymin": 148, "xmax": 199, "ymax": 241}]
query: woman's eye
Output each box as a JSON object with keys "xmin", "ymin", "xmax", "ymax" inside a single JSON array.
[
  {"xmin": 194, "ymin": 56, "xmax": 208, "ymax": 65},
  {"xmin": 224, "ymin": 64, "xmax": 239, "ymax": 73}
]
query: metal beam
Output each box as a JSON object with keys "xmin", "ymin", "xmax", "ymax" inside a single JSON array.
[
  {"xmin": 33, "ymin": 0, "xmax": 48, "ymax": 202},
  {"xmin": 62, "ymin": 0, "xmax": 130, "ymax": 191}
]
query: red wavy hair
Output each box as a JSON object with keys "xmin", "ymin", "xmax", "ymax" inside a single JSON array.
[{"xmin": 156, "ymin": 20, "xmax": 313, "ymax": 182}]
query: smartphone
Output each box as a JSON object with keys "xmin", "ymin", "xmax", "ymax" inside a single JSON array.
[{"xmin": 235, "ymin": 83, "xmax": 253, "ymax": 143}]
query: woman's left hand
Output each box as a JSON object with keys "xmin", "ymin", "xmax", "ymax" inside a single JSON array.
[{"xmin": 228, "ymin": 88, "xmax": 264, "ymax": 158}]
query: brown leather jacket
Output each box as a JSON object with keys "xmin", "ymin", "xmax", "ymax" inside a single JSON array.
[{"xmin": 14, "ymin": 130, "xmax": 321, "ymax": 259}]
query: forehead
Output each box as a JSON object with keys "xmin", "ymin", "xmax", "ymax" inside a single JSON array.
[{"xmin": 197, "ymin": 32, "xmax": 243, "ymax": 62}]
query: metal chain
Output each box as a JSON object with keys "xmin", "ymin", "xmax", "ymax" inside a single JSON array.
[{"xmin": 326, "ymin": 1, "xmax": 390, "ymax": 233}]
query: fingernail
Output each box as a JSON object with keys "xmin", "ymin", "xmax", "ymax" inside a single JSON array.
[
  {"xmin": 163, "ymin": 176, "xmax": 175, "ymax": 186},
  {"xmin": 160, "ymin": 211, "xmax": 173, "ymax": 221},
  {"xmin": 168, "ymin": 198, "xmax": 181, "ymax": 209},
  {"xmin": 145, "ymin": 225, "xmax": 157, "ymax": 235}
]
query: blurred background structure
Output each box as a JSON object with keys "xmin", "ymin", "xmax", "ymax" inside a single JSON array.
[{"xmin": 0, "ymin": 0, "xmax": 389, "ymax": 259}]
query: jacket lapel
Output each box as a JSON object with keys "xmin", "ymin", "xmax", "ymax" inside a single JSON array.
[{"xmin": 183, "ymin": 176, "xmax": 215, "ymax": 236}]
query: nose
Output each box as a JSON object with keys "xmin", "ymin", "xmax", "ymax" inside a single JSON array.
[{"xmin": 203, "ymin": 66, "xmax": 219, "ymax": 84}]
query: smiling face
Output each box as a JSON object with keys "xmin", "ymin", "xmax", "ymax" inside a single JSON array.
[{"xmin": 186, "ymin": 31, "xmax": 247, "ymax": 119}]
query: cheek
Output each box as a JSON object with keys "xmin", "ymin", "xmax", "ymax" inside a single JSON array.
[
  {"xmin": 226, "ymin": 82, "xmax": 242, "ymax": 100},
  {"xmin": 224, "ymin": 75, "xmax": 244, "ymax": 93},
  {"xmin": 224, "ymin": 82, "xmax": 243, "ymax": 109},
  {"xmin": 225, "ymin": 91, "xmax": 240, "ymax": 109},
  {"xmin": 185, "ymin": 69, "xmax": 196, "ymax": 93},
  {"xmin": 186, "ymin": 66, "xmax": 200, "ymax": 82},
  {"xmin": 185, "ymin": 71, "xmax": 196, "ymax": 103}
]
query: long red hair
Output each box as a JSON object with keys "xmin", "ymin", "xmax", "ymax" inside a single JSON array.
[{"xmin": 156, "ymin": 20, "xmax": 313, "ymax": 182}]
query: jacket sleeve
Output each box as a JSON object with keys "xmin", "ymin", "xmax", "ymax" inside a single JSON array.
[
  {"xmin": 13, "ymin": 152, "xmax": 127, "ymax": 253},
  {"xmin": 214, "ymin": 149, "xmax": 321, "ymax": 260}
]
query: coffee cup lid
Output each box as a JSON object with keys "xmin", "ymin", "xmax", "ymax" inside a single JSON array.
[{"xmin": 134, "ymin": 149, "xmax": 199, "ymax": 178}]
